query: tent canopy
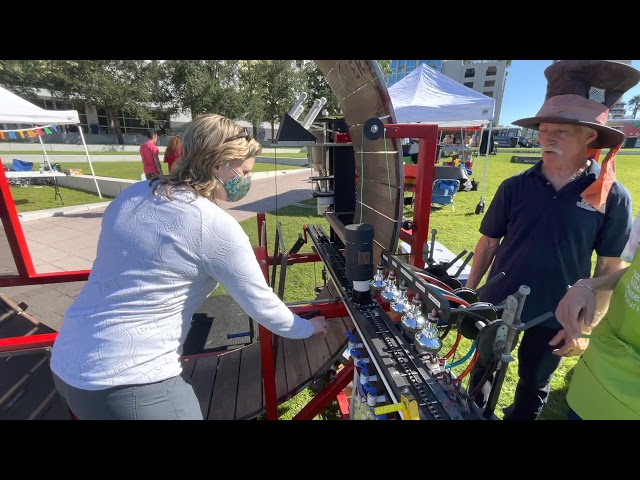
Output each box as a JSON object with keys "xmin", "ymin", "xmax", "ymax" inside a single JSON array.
[
  {"xmin": 389, "ymin": 63, "xmax": 495, "ymax": 128},
  {"xmin": 0, "ymin": 86, "xmax": 79, "ymax": 125},
  {"xmin": 0, "ymin": 85, "xmax": 101, "ymax": 199}
]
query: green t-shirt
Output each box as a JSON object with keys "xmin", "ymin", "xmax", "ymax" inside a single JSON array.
[{"xmin": 566, "ymin": 252, "xmax": 640, "ymax": 420}]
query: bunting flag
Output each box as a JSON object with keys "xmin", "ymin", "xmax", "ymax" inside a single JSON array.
[{"xmin": 0, "ymin": 124, "xmax": 60, "ymax": 140}]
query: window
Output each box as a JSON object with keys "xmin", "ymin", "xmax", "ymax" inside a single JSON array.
[
  {"xmin": 464, "ymin": 82, "xmax": 474, "ymax": 88},
  {"xmin": 486, "ymin": 66, "xmax": 497, "ymax": 76},
  {"xmin": 464, "ymin": 68, "xmax": 475, "ymax": 78},
  {"xmin": 484, "ymin": 80, "xmax": 495, "ymax": 87},
  {"xmin": 483, "ymin": 91, "xmax": 494, "ymax": 98}
]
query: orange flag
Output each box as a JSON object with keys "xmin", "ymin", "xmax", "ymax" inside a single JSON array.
[{"xmin": 580, "ymin": 143, "xmax": 621, "ymax": 214}]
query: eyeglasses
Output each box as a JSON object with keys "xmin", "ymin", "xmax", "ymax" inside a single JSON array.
[{"xmin": 224, "ymin": 128, "xmax": 251, "ymax": 144}]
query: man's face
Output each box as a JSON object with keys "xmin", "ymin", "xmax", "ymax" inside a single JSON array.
[{"xmin": 538, "ymin": 123, "xmax": 595, "ymax": 161}]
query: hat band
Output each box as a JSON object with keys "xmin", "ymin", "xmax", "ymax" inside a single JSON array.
[{"xmin": 536, "ymin": 94, "xmax": 610, "ymax": 126}]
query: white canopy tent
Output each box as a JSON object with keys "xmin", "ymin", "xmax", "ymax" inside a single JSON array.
[
  {"xmin": 388, "ymin": 63, "xmax": 496, "ymax": 212},
  {"xmin": 0, "ymin": 86, "xmax": 101, "ymax": 198}
]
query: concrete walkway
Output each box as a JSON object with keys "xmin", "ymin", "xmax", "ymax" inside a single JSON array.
[{"xmin": 0, "ymin": 168, "xmax": 317, "ymax": 332}]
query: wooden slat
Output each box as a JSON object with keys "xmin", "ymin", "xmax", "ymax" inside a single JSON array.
[
  {"xmin": 354, "ymin": 151, "xmax": 403, "ymax": 187},
  {"xmin": 208, "ymin": 349, "xmax": 241, "ymax": 420},
  {"xmin": 357, "ymin": 203, "xmax": 400, "ymax": 254},
  {"xmin": 324, "ymin": 316, "xmax": 350, "ymax": 355},
  {"xmin": 39, "ymin": 394, "xmax": 73, "ymax": 420},
  {"xmin": 340, "ymin": 80, "xmax": 391, "ymax": 128},
  {"xmin": 321, "ymin": 60, "xmax": 378, "ymax": 102},
  {"xmin": 303, "ymin": 328, "xmax": 332, "ymax": 375},
  {"xmin": 282, "ymin": 337, "xmax": 311, "ymax": 395},
  {"xmin": 187, "ymin": 355, "xmax": 219, "ymax": 419},
  {"xmin": 358, "ymin": 180, "xmax": 402, "ymax": 220},
  {"xmin": 0, "ymin": 354, "xmax": 55, "ymax": 420},
  {"xmin": 234, "ymin": 342, "xmax": 263, "ymax": 420},
  {"xmin": 180, "ymin": 357, "xmax": 197, "ymax": 379}
]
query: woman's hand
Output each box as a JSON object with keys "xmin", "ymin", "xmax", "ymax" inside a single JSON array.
[
  {"xmin": 555, "ymin": 283, "xmax": 596, "ymax": 340},
  {"xmin": 309, "ymin": 316, "xmax": 328, "ymax": 337},
  {"xmin": 549, "ymin": 329, "xmax": 590, "ymax": 357}
]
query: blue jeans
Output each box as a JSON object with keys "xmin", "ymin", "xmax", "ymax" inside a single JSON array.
[
  {"xmin": 567, "ymin": 407, "xmax": 582, "ymax": 420},
  {"xmin": 53, "ymin": 373, "xmax": 203, "ymax": 420},
  {"xmin": 470, "ymin": 325, "xmax": 563, "ymax": 420}
]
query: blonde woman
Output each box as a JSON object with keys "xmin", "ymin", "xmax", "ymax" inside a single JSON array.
[{"xmin": 50, "ymin": 114, "xmax": 328, "ymax": 420}]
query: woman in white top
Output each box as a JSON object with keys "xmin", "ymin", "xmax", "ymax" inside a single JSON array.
[{"xmin": 50, "ymin": 114, "xmax": 328, "ymax": 420}]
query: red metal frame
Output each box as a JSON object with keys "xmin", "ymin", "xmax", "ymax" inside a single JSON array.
[{"xmin": 382, "ymin": 123, "xmax": 439, "ymax": 267}]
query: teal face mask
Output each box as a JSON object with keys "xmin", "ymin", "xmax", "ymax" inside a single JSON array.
[{"xmin": 217, "ymin": 166, "xmax": 252, "ymax": 202}]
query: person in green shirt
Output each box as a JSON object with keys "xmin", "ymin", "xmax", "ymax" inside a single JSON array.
[{"xmin": 553, "ymin": 211, "xmax": 640, "ymax": 420}]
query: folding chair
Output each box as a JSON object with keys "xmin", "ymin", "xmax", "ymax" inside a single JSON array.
[
  {"xmin": 431, "ymin": 179, "xmax": 460, "ymax": 211},
  {"xmin": 11, "ymin": 159, "xmax": 34, "ymax": 187}
]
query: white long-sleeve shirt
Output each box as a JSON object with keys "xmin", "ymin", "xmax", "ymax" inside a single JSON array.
[{"xmin": 50, "ymin": 181, "xmax": 313, "ymax": 390}]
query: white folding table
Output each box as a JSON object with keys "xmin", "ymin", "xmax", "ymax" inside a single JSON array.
[{"xmin": 4, "ymin": 171, "xmax": 67, "ymax": 204}]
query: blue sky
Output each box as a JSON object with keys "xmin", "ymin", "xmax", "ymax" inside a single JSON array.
[{"xmin": 499, "ymin": 60, "xmax": 640, "ymax": 127}]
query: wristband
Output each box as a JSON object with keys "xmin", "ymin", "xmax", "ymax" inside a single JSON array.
[{"xmin": 567, "ymin": 284, "xmax": 597, "ymax": 295}]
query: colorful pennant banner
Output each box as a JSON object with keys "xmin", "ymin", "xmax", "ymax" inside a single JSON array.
[{"xmin": 0, "ymin": 124, "xmax": 59, "ymax": 140}]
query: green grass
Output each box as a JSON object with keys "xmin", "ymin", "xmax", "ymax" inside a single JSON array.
[{"xmin": 8, "ymin": 184, "xmax": 113, "ymax": 212}]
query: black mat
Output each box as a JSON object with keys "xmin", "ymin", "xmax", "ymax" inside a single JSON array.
[{"xmin": 183, "ymin": 295, "xmax": 259, "ymax": 356}]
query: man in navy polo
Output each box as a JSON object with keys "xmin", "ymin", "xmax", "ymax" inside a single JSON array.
[{"xmin": 465, "ymin": 60, "xmax": 638, "ymax": 420}]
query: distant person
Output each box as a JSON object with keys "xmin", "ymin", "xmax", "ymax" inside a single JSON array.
[
  {"xmin": 479, "ymin": 129, "xmax": 495, "ymax": 155},
  {"xmin": 140, "ymin": 130, "xmax": 162, "ymax": 180},
  {"xmin": 163, "ymin": 134, "xmax": 182, "ymax": 173},
  {"xmin": 465, "ymin": 60, "xmax": 638, "ymax": 420},
  {"xmin": 49, "ymin": 114, "xmax": 328, "ymax": 420}
]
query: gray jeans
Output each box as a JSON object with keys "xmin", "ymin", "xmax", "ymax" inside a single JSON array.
[{"xmin": 52, "ymin": 373, "xmax": 203, "ymax": 420}]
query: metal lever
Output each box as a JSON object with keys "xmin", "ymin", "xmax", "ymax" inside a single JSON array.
[
  {"xmin": 516, "ymin": 312, "xmax": 554, "ymax": 331},
  {"xmin": 441, "ymin": 249, "xmax": 467, "ymax": 272},
  {"xmin": 453, "ymin": 251, "xmax": 474, "ymax": 279}
]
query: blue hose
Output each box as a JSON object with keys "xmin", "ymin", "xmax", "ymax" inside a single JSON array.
[{"xmin": 445, "ymin": 340, "xmax": 476, "ymax": 369}]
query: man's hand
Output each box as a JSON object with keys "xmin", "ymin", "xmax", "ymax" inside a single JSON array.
[{"xmin": 549, "ymin": 329, "xmax": 589, "ymax": 357}]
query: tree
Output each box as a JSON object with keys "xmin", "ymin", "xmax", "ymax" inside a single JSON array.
[
  {"xmin": 259, "ymin": 61, "xmax": 306, "ymax": 140},
  {"xmin": 627, "ymin": 94, "xmax": 640, "ymax": 119},
  {"xmin": 376, "ymin": 60, "xmax": 392, "ymax": 77},
  {"xmin": 162, "ymin": 60, "xmax": 243, "ymax": 121},
  {"xmin": 238, "ymin": 60, "xmax": 268, "ymax": 137},
  {"xmin": 0, "ymin": 60, "xmax": 161, "ymax": 144},
  {"xmin": 303, "ymin": 62, "xmax": 340, "ymax": 115}
]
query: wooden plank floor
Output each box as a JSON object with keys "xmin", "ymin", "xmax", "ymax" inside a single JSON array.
[
  {"xmin": 0, "ymin": 285, "xmax": 353, "ymax": 420},
  {"xmin": 181, "ymin": 285, "xmax": 353, "ymax": 420},
  {"xmin": 0, "ymin": 292, "xmax": 72, "ymax": 420}
]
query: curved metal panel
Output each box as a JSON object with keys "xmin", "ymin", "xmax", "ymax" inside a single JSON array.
[{"xmin": 313, "ymin": 60, "xmax": 404, "ymax": 260}]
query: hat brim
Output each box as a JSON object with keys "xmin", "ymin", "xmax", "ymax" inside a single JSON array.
[{"xmin": 512, "ymin": 117, "xmax": 624, "ymax": 149}]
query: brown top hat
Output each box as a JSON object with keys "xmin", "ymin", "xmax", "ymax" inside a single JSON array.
[{"xmin": 513, "ymin": 60, "xmax": 640, "ymax": 149}]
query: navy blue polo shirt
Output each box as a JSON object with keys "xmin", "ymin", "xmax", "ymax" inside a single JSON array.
[{"xmin": 479, "ymin": 160, "xmax": 632, "ymax": 329}]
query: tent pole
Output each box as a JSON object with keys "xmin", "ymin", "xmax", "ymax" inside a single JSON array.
[
  {"xmin": 77, "ymin": 127, "xmax": 102, "ymax": 199},
  {"xmin": 36, "ymin": 128, "xmax": 53, "ymax": 172}
]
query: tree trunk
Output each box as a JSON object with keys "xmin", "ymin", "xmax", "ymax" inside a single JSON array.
[{"xmin": 107, "ymin": 109, "xmax": 125, "ymax": 145}]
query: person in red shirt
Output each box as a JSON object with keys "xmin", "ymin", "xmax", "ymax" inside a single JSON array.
[
  {"xmin": 163, "ymin": 134, "xmax": 182, "ymax": 173},
  {"xmin": 140, "ymin": 130, "xmax": 162, "ymax": 179}
]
